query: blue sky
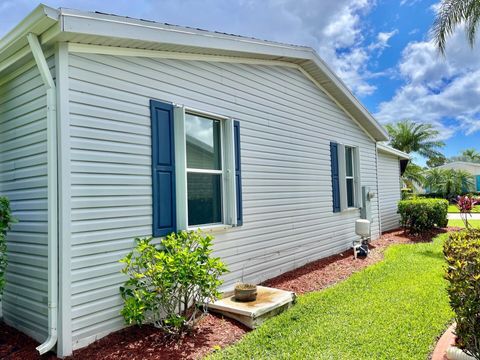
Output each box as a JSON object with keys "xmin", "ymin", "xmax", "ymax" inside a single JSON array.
[{"xmin": 1, "ymin": 0, "xmax": 479, "ymax": 164}]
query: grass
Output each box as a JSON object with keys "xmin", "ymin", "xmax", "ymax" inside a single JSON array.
[
  {"xmin": 210, "ymin": 235, "xmax": 453, "ymax": 360},
  {"xmin": 448, "ymin": 219, "xmax": 480, "ymax": 228},
  {"xmin": 448, "ymin": 204, "xmax": 480, "ymax": 213}
]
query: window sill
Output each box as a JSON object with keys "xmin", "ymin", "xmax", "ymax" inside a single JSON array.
[
  {"xmin": 343, "ymin": 207, "xmax": 360, "ymax": 212},
  {"xmin": 188, "ymin": 224, "xmax": 233, "ymax": 233}
]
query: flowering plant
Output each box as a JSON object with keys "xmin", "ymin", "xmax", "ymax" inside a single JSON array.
[{"xmin": 457, "ymin": 195, "xmax": 478, "ymax": 230}]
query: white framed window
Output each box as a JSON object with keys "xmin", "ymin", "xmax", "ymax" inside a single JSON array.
[
  {"xmin": 337, "ymin": 143, "xmax": 361, "ymax": 211},
  {"xmin": 185, "ymin": 113, "xmax": 224, "ymax": 226},
  {"xmin": 174, "ymin": 106, "xmax": 237, "ymax": 230},
  {"xmin": 345, "ymin": 146, "xmax": 356, "ymax": 208}
]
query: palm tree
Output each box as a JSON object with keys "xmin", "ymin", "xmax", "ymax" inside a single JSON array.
[
  {"xmin": 455, "ymin": 169, "xmax": 475, "ymax": 193},
  {"xmin": 433, "ymin": 0, "xmax": 480, "ymax": 54},
  {"xmin": 424, "ymin": 168, "xmax": 447, "ymax": 193},
  {"xmin": 461, "ymin": 148, "xmax": 480, "ymax": 162},
  {"xmin": 402, "ymin": 163, "xmax": 426, "ymax": 190},
  {"xmin": 385, "ymin": 120, "xmax": 445, "ymax": 159},
  {"xmin": 443, "ymin": 169, "xmax": 475, "ymax": 198},
  {"xmin": 426, "ymin": 154, "xmax": 447, "ymax": 167}
]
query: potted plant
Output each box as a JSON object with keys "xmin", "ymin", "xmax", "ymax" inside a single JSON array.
[{"xmin": 234, "ymin": 283, "xmax": 257, "ymax": 302}]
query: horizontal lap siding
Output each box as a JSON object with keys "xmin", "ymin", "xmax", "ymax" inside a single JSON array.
[
  {"xmin": 0, "ymin": 60, "xmax": 52, "ymax": 341},
  {"xmin": 378, "ymin": 152, "xmax": 401, "ymax": 232},
  {"xmin": 68, "ymin": 52, "xmax": 379, "ymax": 346}
]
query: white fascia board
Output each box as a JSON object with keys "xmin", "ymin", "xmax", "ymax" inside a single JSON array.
[
  {"xmin": 0, "ymin": 5, "xmax": 59, "ymax": 74},
  {"xmin": 377, "ymin": 143, "xmax": 410, "ymax": 159},
  {"xmin": 60, "ymin": 9, "xmax": 311, "ymax": 59},
  {"xmin": 0, "ymin": 5, "xmax": 58, "ymax": 56}
]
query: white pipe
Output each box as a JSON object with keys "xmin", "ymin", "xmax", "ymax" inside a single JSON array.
[{"xmin": 26, "ymin": 33, "xmax": 58, "ymax": 355}]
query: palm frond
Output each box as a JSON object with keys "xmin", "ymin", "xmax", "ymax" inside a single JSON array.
[{"xmin": 433, "ymin": 0, "xmax": 480, "ymax": 54}]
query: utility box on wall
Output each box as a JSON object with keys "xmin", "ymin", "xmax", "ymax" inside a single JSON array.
[{"xmin": 360, "ymin": 186, "xmax": 375, "ymax": 222}]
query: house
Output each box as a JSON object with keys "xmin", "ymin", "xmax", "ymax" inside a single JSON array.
[
  {"xmin": 377, "ymin": 144, "xmax": 410, "ymax": 232},
  {"xmin": 436, "ymin": 161, "xmax": 480, "ymax": 192},
  {"xmin": 0, "ymin": 5, "xmax": 405, "ymax": 357}
]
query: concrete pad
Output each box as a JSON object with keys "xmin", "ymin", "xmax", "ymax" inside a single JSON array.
[{"xmin": 208, "ymin": 286, "xmax": 296, "ymax": 329}]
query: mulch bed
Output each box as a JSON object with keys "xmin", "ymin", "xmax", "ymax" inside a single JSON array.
[
  {"xmin": 0, "ymin": 324, "xmax": 57, "ymax": 360},
  {"xmin": 0, "ymin": 228, "xmax": 444, "ymax": 360}
]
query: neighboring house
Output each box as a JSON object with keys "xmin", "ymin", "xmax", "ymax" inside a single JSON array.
[
  {"xmin": 437, "ymin": 161, "xmax": 480, "ymax": 192},
  {"xmin": 377, "ymin": 144, "xmax": 410, "ymax": 232},
  {"xmin": 0, "ymin": 5, "xmax": 403, "ymax": 357}
]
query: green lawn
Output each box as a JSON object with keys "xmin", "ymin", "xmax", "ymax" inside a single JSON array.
[
  {"xmin": 448, "ymin": 204, "xmax": 480, "ymax": 213},
  {"xmin": 448, "ymin": 219, "xmax": 480, "ymax": 228},
  {"xmin": 210, "ymin": 235, "xmax": 453, "ymax": 360}
]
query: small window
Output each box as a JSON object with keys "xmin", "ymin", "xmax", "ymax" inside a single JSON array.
[
  {"xmin": 185, "ymin": 113, "xmax": 223, "ymax": 226},
  {"xmin": 345, "ymin": 146, "xmax": 355, "ymax": 208}
]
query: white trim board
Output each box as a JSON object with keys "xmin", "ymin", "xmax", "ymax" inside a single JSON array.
[{"xmin": 67, "ymin": 43, "xmax": 299, "ymax": 67}]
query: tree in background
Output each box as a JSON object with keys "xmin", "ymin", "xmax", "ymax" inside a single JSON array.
[
  {"xmin": 433, "ymin": 0, "xmax": 480, "ymax": 54},
  {"xmin": 426, "ymin": 154, "xmax": 447, "ymax": 167},
  {"xmin": 461, "ymin": 148, "xmax": 480, "ymax": 162},
  {"xmin": 447, "ymin": 148, "xmax": 480, "ymax": 163},
  {"xmin": 402, "ymin": 163, "xmax": 426, "ymax": 190},
  {"xmin": 386, "ymin": 119, "xmax": 445, "ymax": 192},
  {"xmin": 385, "ymin": 120, "xmax": 445, "ymax": 159},
  {"xmin": 424, "ymin": 168, "xmax": 447, "ymax": 193},
  {"xmin": 424, "ymin": 168, "xmax": 475, "ymax": 198}
]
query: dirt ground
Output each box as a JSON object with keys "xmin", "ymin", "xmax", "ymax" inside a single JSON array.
[{"xmin": 0, "ymin": 228, "xmax": 445, "ymax": 360}]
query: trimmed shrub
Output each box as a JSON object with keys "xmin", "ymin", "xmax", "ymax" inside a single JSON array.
[
  {"xmin": 0, "ymin": 196, "xmax": 14, "ymax": 296},
  {"xmin": 397, "ymin": 198, "xmax": 448, "ymax": 234},
  {"xmin": 444, "ymin": 230, "xmax": 480, "ymax": 359},
  {"xmin": 119, "ymin": 230, "xmax": 228, "ymax": 333}
]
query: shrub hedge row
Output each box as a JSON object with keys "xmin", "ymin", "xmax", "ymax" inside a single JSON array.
[
  {"xmin": 444, "ymin": 230, "xmax": 480, "ymax": 359},
  {"xmin": 397, "ymin": 198, "xmax": 448, "ymax": 233}
]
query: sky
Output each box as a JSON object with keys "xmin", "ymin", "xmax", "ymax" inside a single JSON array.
[{"xmin": 1, "ymin": 0, "xmax": 479, "ymax": 165}]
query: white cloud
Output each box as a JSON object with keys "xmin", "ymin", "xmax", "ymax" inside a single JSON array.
[
  {"xmin": 368, "ymin": 29, "xmax": 398, "ymax": 55},
  {"xmin": 377, "ymin": 30, "xmax": 398, "ymax": 45},
  {"xmin": 376, "ymin": 27, "xmax": 480, "ymax": 139},
  {"xmin": 400, "ymin": 0, "xmax": 421, "ymax": 6}
]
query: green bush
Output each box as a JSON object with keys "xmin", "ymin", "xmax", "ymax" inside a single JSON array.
[
  {"xmin": 444, "ymin": 230, "xmax": 480, "ymax": 359},
  {"xmin": 400, "ymin": 188, "xmax": 413, "ymax": 200},
  {"xmin": 397, "ymin": 198, "xmax": 448, "ymax": 234},
  {"xmin": 0, "ymin": 196, "xmax": 14, "ymax": 296},
  {"xmin": 119, "ymin": 230, "xmax": 228, "ymax": 333}
]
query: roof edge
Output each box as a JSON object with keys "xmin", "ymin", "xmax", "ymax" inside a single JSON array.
[
  {"xmin": 0, "ymin": 4, "xmax": 59, "ymax": 55},
  {"xmin": 0, "ymin": 5, "xmax": 389, "ymax": 142},
  {"xmin": 377, "ymin": 143, "xmax": 410, "ymax": 159},
  {"xmin": 438, "ymin": 161, "xmax": 480, "ymax": 168},
  {"xmin": 306, "ymin": 51, "xmax": 389, "ymax": 141}
]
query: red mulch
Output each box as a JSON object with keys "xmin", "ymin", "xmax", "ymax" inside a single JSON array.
[
  {"xmin": 0, "ymin": 228, "xmax": 444, "ymax": 360},
  {"xmin": 0, "ymin": 323, "xmax": 57, "ymax": 360},
  {"xmin": 263, "ymin": 228, "xmax": 446, "ymax": 294}
]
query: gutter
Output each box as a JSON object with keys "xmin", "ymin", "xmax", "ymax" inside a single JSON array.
[
  {"xmin": 377, "ymin": 143, "xmax": 410, "ymax": 160},
  {"xmin": 0, "ymin": 5, "xmax": 58, "ymax": 52},
  {"xmin": 26, "ymin": 33, "xmax": 58, "ymax": 355}
]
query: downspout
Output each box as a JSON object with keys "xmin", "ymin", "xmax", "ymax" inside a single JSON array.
[{"xmin": 26, "ymin": 33, "xmax": 58, "ymax": 355}]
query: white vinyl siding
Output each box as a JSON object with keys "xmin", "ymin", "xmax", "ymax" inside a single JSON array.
[
  {"xmin": 0, "ymin": 58, "xmax": 54, "ymax": 342},
  {"xmin": 66, "ymin": 52, "xmax": 380, "ymax": 348},
  {"xmin": 378, "ymin": 151, "xmax": 402, "ymax": 232}
]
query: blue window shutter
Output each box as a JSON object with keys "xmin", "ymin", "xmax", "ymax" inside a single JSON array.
[
  {"xmin": 330, "ymin": 142, "xmax": 341, "ymax": 213},
  {"xmin": 234, "ymin": 120, "xmax": 243, "ymax": 225},
  {"xmin": 150, "ymin": 100, "xmax": 176, "ymax": 237}
]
